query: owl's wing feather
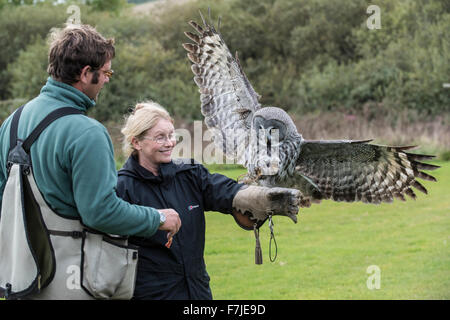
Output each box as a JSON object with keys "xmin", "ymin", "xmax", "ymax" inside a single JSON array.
[
  {"xmin": 296, "ymin": 140, "xmax": 439, "ymax": 203},
  {"xmin": 184, "ymin": 16, "xmax": 261, "ymax": 163}
]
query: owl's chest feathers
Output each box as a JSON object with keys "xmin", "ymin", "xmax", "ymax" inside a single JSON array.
[
  {"xmin": 257, "ymin": 138, "xmax": 301, "ymax": 188},
  {"xmin": 279, "ymin": 137, "xmax": 301, "ymax": 175}
]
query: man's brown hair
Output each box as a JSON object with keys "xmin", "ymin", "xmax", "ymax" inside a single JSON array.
[{"xmin": 47, "ymin": 24, "xmax": 115, "ymax": 85}]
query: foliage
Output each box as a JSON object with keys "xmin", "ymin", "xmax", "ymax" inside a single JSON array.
[
  {"xmin": 0, "ymin": 99, "xmax": 27, "ymax": 123},
  {"xmin": 86, "ymin": 0, "xmax": 128, "ymax": 13},
  {"xmin": 0, "ymin": 2, "xmax": 67, "ymax": 100},
  {"xmin": 440, "ymin": 151, "xmax": 450, "ymax": 161},
  {"xmin": 8, "ymin": 36, "xmax": 49, "ymax": 99},
  {"xmin": 1, "ymin": 0, "xmax": 449, "ymax": 124},
  {"xmin": 89, "ymin": 39, "xmax": 199, "ymax": 122},
  {"xmin": 127, "ymin": 0, "xmax": 154, "ymax": 3},
  {"xmin": 296, "ymin": 0, "xmax": 450, "ymax": 115}
]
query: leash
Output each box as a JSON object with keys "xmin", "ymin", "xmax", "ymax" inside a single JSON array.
[
  {"xmin": 268, "ymin": 215, "xmax": 278, "ymax": 262},
  {"xmin": 253, "ymin": 215, "xmax": 278, "ymax": 265}
]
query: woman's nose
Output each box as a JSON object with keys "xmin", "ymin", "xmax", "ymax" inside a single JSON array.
[{"xmin": 164, "ymin": 137, "xmax": 176, "ymax": 147}]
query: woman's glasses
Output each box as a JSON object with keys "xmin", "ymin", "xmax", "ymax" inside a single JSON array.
[{"xmin": 142, "ymin": 133, "xmax": 177, "ymax": 145}]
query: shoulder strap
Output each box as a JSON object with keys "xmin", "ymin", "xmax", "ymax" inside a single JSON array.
[
  {"xmin": 9, "ymin": 106, "xmax": 85, "ymax": 154},
  {"xmin": 22, "ymin": 107, "xmax": 84, "ymax": 153},
  {"xmin": 8, "ymin": 105, "xmax": 25, "ymax": 156}
]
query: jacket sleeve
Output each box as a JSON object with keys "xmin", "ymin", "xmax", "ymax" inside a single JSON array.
[
  {"xmin": 68, "ymin": 125, "xmax": 160, "ymax": 237},
  {"xmin": 197, "ymin": 164, "xmax": 244, "ymax": 214},
  {"xmin": 0, "ymin": 116, "xmax": 12, "ymax": 215},
  {"xmin": 0, "ymin": 168, "xmax": 4, "ymax": 215},
  {"xmin": 0, "ymin": 149, "xmax": 5, "ymax": 214},
  {"xmin": 116, "ymin": 175, "xmax": 134, "ymax": 204}
]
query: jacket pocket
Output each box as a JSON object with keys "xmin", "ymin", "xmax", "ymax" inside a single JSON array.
[{"xmin": 81, "ymin": 229, "xmax": 138, "ymax": 299}]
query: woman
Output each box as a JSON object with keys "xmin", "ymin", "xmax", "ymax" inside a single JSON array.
[{"xmin": 117, "ymin": 101, "xmax": 300, "ymax": 300}]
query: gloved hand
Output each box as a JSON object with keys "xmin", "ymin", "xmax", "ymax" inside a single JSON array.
[{"xmin": 232, "ymin": 185, "xmax": 300, "ymax": 230}]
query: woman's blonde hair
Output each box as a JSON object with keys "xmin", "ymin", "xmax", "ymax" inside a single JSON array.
[{"xmin": 121, "ymin": 101, "xmax": 173, "ymax": 157}]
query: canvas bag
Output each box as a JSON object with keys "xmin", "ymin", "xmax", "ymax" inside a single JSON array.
[{"xmin": 0, "ymin": 105, "xmax": 138, "ymax": 300}]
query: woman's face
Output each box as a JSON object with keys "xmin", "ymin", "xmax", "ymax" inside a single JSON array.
[{"xmin": 135, "ymin": 118, "xmax": 176, "ymax": 166}]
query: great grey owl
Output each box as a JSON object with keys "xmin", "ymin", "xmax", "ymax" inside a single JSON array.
[{"xmin": 182, "ymin": 15, "xmax": 439, "ymax": 207}]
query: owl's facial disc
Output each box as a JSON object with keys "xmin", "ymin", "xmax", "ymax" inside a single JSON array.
[
  {"xmin": 253, "ymin": 116, "xmax": 286, "ymax": 143},
  {"xmin": 249, "ymin": 116, "xmax": 285, "ymax": 177}
]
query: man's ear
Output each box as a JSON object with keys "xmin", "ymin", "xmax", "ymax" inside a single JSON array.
[{"xmin": 79, "ymin": 65, "xmax": 91, "ymax": 84}]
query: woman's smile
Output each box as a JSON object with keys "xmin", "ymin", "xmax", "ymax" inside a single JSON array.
[{"xmin": 134, "ymin": 118, "xmax": 176, "ymax": 175}]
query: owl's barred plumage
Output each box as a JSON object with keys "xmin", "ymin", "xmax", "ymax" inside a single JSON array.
[
  {"xmin": 183, "ymin": 13, "xmax": 439, "ymax": 207},
  {"xmin": 295, "ymin": 141, "xmax": 439, "ymax": 204},
  {"xmin": 183, "ymin": 16, "xmax": 261, "ymax": 166}
]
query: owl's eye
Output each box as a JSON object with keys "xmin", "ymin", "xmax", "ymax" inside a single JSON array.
[
  {"xmin": 267, "ymin": 127, "xmax": 280, "ymax": 145},
  {"xmin": 269, "ymin": 128, "xmax": 279, "ymax": 139},
  {"xmin": 268, "ymin": 123, "xmax": 286, "ymax": 142},
  {"xmin": 253, "ymin": 116, "xmax": 286, "ymax": 146},
  {"xmin": 269, "ymin": 120, "xmax": 286, "ymax": 141}
]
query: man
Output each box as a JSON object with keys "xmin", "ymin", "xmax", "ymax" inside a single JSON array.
[
  {"xmin": 0, "ymin": 24, "xmax": 181, "ymax": 235},
  {"xmin": 0, "ymin": 25, "xmax": 181, "ymax": 299}
]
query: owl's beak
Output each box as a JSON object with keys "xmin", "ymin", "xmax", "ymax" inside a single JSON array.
[
  {"xmin": 266, "ymin": 188, "xmax": 300, "ymax": 224},
  {"xmin": 287, "ymin": 212, "xmax": 298, "ymax": 224}
]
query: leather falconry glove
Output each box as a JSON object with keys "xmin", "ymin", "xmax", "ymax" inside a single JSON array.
[
  {"xmin": 231, "ymin": 185, "xmax": 301, "ymax": 265},
  {"xmin": 231, "ymin": 185, "xmax": 300, "ymax": 230}
]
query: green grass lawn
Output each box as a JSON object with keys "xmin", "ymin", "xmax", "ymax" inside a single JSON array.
[{"xmin": 204, "ymin": 161, "xmax": 449, "ymax": 299}]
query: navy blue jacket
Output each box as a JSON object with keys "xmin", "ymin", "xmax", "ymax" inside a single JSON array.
[{"xmin": 116, "ymin": 155, "xmax": 243, "ymax": 300}]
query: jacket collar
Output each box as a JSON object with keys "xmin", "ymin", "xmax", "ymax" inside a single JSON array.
[
  {"xmin": 118, "ymin": 155, "xmax": 198, "ymax": 184},
  {"xmin": 118, "ymin": 154, "xmax": 176, "ymax": 184},
  {"xmin": 40, "ymin": 77, "xmax": 96, "ymax": 112}
]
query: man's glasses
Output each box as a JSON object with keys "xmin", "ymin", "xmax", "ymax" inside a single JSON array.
[
  {"xmin": 142, "ymin": 133, "xmax": 177, "ymax": 145},
  {"xmin": 102, "ymin": 69, "xmax": 114, "ymax": 79},
  {"xmin": 89, "ymin": 67, "xmax": 114, "ymax": 79}
]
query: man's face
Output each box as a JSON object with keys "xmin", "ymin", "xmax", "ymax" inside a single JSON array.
[{"xmin": 83, "ymin": 60, "xmax": 112, "ymax": 101}]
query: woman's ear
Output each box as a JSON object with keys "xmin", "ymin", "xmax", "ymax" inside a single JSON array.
[{"xmin": 131, "ymin": 136, "xmax": 141, "ymax": 151}]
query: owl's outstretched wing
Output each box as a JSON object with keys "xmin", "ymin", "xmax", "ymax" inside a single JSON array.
[
  {"xmin": 183, "ymin": 14, "xmax": 261, "ymax": 163},
  {"xmin": 296, "ymin": 140, "xmax": 439, "ymax": 203}
]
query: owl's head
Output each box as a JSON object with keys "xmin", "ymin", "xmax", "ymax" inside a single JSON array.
[
  {"xmin": 247, "ymin": 107, "xmax": 300, "ymax": 178},
  {"xmin": 252, "ymin": 107, "xmax": 300, "ymax": 145}
]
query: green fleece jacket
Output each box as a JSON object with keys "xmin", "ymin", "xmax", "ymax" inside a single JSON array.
[{"xmin": 0, "ymin": 77, "xmax": 160, "ymax": 237}]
